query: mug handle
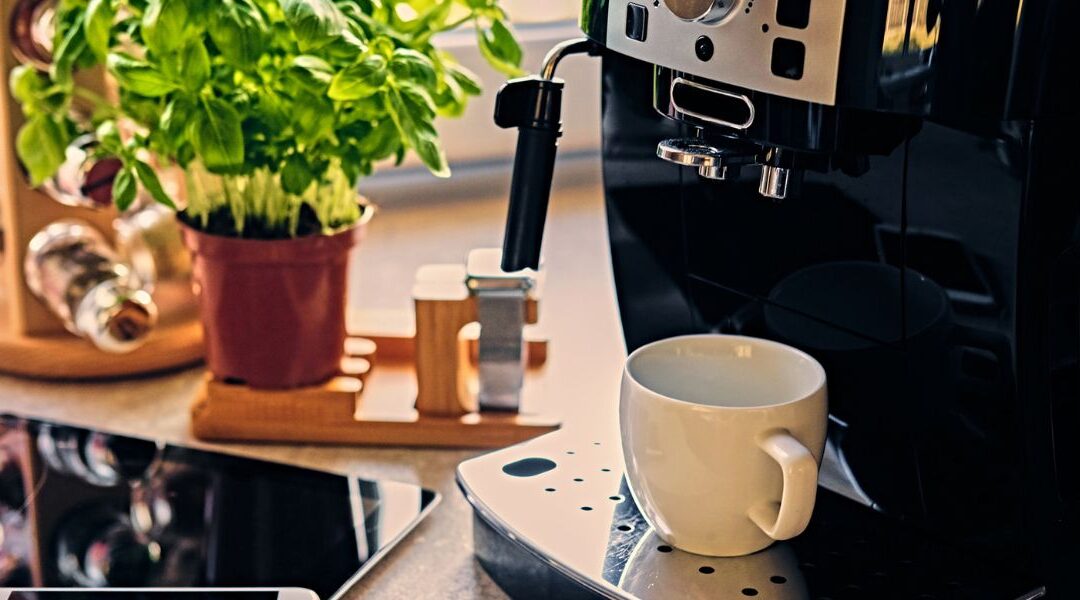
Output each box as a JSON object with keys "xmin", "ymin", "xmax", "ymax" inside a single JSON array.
[{"xmin": 747, "ymin": 431, "xmax": 818, "ymax": 541}]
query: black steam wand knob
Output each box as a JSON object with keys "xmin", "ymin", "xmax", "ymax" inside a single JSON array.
[{"xmin": 495, "ymin": 38, "xmax": 598, "ymax": 272}]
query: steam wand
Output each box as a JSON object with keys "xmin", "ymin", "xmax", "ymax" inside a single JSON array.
[{"xmin": 495, "ymin": 38, "xmax": 600, "ymax": 272}]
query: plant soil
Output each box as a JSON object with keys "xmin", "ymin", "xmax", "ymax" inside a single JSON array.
[{"xmin": 178, "ymin": 202, "xmax": 360, "ymax": 239}]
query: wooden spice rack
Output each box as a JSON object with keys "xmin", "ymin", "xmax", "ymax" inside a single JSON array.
[{"xmin": 0, "ymin": 1, "xmax": 203, "ymax": 379}]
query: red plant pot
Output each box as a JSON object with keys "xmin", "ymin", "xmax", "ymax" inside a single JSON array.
[{"xmin": 181, "ymin": 215, "xmax": 370, "ymax": 389}]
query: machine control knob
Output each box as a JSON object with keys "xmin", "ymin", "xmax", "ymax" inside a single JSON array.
[
  {"xmin": 657, "ymin": 138, "xmax": 727, "ymax": 168},
  {"xmin": 657, "ymin": 139, "xmax": 749, "ymax": 180},
  {"xmin": 664, "ymin": 0, "xmax": 739, "ymax": 23},
  {"xmin": 759, "ymin": 165, "xmax": 793, "ymax": 199}
]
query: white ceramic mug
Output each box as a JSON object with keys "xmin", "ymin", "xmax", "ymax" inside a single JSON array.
[{"xmin": 620, "ymin": 334, "xmax": 828, "ymax": 557}]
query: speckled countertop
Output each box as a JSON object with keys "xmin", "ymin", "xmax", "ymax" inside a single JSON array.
[{"xmin": 0, "ymin": 176, "xmax": 627, "ymax": 599}]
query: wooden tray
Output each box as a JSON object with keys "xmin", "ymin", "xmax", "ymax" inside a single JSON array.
[{"xmin": 190, "ymin": 330, "xmax": 558, "ymax": 449}]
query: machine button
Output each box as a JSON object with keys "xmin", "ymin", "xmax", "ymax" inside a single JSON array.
[
  {"xmin": 776, "ymin": 0, "xmax": 811, "ymax": 29},
  {"xmin": 626, "ymin": 3, "xmax": 649, "ymax": 42},
  {"xmin": 665, "ymin": 0, "xmax": 737, "ymax": 23},
  {"xmin": 695, "ymin": 36, "xmax": 715, "ymax": 61},
  {"xmin": 771, "ymin": 38, "xmax": 805, "ymax": 79}
]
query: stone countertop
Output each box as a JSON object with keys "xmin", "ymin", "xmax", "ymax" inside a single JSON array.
[{"xmin": 0, "ymin": 178, "xmax": 626, "ymax": 599}]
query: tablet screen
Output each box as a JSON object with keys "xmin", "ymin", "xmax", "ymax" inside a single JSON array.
[{"xmin": 0, "ymin": 416, "xmax": 438, "ymax": 599}]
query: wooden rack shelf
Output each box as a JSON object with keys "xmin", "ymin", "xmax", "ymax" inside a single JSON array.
[{"xmin": 0, "ymin": 1, "xmax": 203, "ymax": 380}]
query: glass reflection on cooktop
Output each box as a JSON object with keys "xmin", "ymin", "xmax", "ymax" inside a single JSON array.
[
  {"xmin": 0, "ymin": 415, "xmax": 438, "ymax": 599},
  {"xmin": 7, "ymin": 593, "xmax": 280, "ymax": 600}
]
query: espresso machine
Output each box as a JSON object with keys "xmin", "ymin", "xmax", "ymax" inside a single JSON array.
[{"xmin": 458, "ymin": 0, "xmax": 1080, "ymax": 597}]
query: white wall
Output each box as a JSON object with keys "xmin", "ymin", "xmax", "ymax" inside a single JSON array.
[{"xmin": 503, "ymin": 0, "xmax": 580, "ymax": 24}]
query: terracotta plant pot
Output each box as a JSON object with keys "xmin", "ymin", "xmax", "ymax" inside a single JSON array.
[{"xmin": 181, "ymin": 213, "xmax": 371, "ymax": 389}]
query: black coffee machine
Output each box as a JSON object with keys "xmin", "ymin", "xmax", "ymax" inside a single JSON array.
[{"xmin": 495, "ymin": 0, "xmax": 1080, "ymax": 595}]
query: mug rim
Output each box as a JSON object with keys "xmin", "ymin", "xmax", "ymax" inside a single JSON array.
[{"xmin": 624, "ymin": 334, "xmax": 826, "ymax": 411}]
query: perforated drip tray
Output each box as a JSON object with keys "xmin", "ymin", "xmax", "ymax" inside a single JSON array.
[{"xmin": 457, "ymin": 430, "xmax": 1046, "ymax": 600}]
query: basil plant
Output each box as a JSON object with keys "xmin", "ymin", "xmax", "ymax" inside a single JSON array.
[{"xmin": 11, "ymin": 0, "xmax": 524, "ymax": 238}]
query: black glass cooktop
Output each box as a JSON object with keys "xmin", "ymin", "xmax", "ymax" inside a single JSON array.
[
  {"xmin": 5, "ymin": 593, "xmax": 282, "ymax": 599},
  {"xmin": 0, "ymin": 415, "xmax": 438, "ymax": 599}
]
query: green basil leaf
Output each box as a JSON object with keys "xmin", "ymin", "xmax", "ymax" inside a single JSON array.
[
  {"xmin": 411, "ymin": 0, "xmax": 453, "ymax": 35},
  {"xmin": 471, "ymin": 5, "xmax": 507, "ymax": 20},
  {"xmin": 411, "ymin": 134, "xmax": 447, "ymax": 176},
  {"xmin": 386, "ymin": 85, "xmax": 448, "ymax": 177},
  {"xmin": 134, "ymin": 160, "xmax": 176, "ymax": 209},
  {"xmin": 51, "ymin": 21, "xmax": 89, "ymax": 87},
  {"xmin": 336, "ymin": 120, "xmax": 372, "ymax": 145},
  {"xmin": 291, "ymin": 91, "xmax": 335, "ymax": 146},
  {"xmin": 336, "ymin": 0, "xmax": 376, "ymax": 23},
  {"xmin": 389, "ymin": 48, "xmax": 436, "ymax": 88},
  {"xmin": 83, "ymin": 0, "xmax": 115, "ymax": 59},
  {"xmin": 338, "ymin": 143, "xmax": 365, "ymax": 185},
  {"xmin": 293, "ymin": 55, "xmax": 334, "ymax": 79},
  {"xmin": 253, "ymin": 91, "xmax": 290, "ymax": 131},
  {"xmin": 187, "ymin": 0, "xmax": 214, "ymax": 21},
  {"xmin": 118, "ymin": 89, "xmax": 163, "ymax": 125},
  {"xmin": 95, "ymin": 121, "xmax": 123, "ymax": 154},
  {"xmin": 433, "ymin": 77, "xmax": 466, "ymax": 118},
  {"xmin": 281, "ymin": 0, "xmax": 349, "ymax": 52},
  {"xmin": 159, "ymin": 51, "xmax": 181, "ymax": 81},
  {"xmin": 341, "ymin": 94, "xmax": 388, "ymax": 122},
  {"xmin": 9, "ymin": 65, "xmax": 46, "ymax": 107},
  {"xmin": 39, "ymin": 85, "xmax": 71, "ymax": 114},
  {"xmin": 179, "ymin": 40, "xmax": 211, "ymax": 91},
  {"xmin": 448, "ymin": 63, "xmax": 483, "ymax": 96},
  {"xmin": 112, "ymin": 167, "xmax": 137, "ymax": 211},
  {"xmin": 16, "ymin": 115, "xmax": 68, "ymax": 186},
  {"xmin": 142, "ymin": 0, "xmax": 193, "ymax": 55},
  {"xmin": 107, "ymin": 53, "xmax": 180, "ymax": 97},
  {"xmin": 355, "ymin": 118, "xmax": 400, "ymax": 161},
  {"xmin": 477, "ymin": 19, "xmax": 524, "ymax": 77},
  {"xmin": 321, "ymin": 30, "xmax": 369, "ymax": 64},
  {"xmin": 288, "ymin": 55, "xmax": 334, "ymax": 93},
  {"xmin": 328, "ymin": 54, "xmax": 388, "ymax": 100},
  {"xmin": 176, "ymin": 142, "xmax": 196, "ymax": 168},
  {"xmin": 280, "ymin": 153, "xmax": 314, "ymax": 195},
  {"xmin": 208, "ymin": 0, "xmax": 267, "ymax": 68},
  {"xmin": 190, "ymin": 98, "xmax": 245, "ymax": 173},
  {"xmin": 9, "ymin": 67, "xmax": 69, "ymax": 115},
  {"xmin": 370, "ymin": 36, "xmax": 395, "ymax": 60},
  {"xmin": 392, "ymin": 83, "xmax": 437, "ymax": 135}
]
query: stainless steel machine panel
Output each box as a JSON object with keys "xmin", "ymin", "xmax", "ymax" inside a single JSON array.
[{"xmin": 605, "ymin": 0, "xmax": 847, "ymax": 105}]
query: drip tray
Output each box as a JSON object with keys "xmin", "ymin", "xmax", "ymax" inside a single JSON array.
[{"xmin": 457, "ymin": 430, "xmax": 1045, "ymax": 599}]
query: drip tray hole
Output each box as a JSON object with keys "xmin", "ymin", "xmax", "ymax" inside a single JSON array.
[{"xmin": 501, "ymin": 457, "xmax": 557, "ymax": 477}]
